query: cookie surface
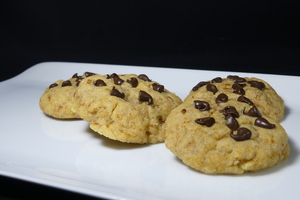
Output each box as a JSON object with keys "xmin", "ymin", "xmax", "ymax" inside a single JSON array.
[
  {"xmin": 74, "ymin": 73, "xmax": 183, "ymax": 143},
  {"xmin": 39, "ymin": 72, "xmax": 95, "ymax": 119},
  {"xmin": 165, "ymin": 75, "xmax": 289, "ymax": 174}
]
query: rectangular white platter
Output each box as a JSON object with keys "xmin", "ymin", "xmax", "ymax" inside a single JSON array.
[{"xmin": 0, "ymin": 62, "xmax": 299, "ymax": 200}]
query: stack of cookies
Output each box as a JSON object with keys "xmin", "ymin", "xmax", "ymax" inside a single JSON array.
[
  {"xmin": 39, "ymin": 72, "xmax": 183, "ymax": 144},
  {"xmin": 165, "ymin": 75, "xmax": 290, "ymax": 174},
  {"xmin": 40, "ymin": 73, "xmax": 290, "ymax": 174}
]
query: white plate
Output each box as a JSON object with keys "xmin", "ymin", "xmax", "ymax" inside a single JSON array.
[{"xmin": 0, "ymin": 62, "xmax": 299, "ymax": 200}]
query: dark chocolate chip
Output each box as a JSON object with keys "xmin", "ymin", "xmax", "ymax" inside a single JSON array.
[
  {"xmin": 226, "ymin": 116, "xmax": 239, "ymax": 131},
  {"xmin": 181, "ymin": 109, "xmax": 187, "ymax": 114},
  {"xmin": 211, "ymin": 77, "xmax": 223, "ymax": 83},
  {"xmin": 194, "ymin": 100, "xmax": 210, "ymax": 111},
  {"xmin": 139, "ymin": 90, "xmax": 153, "ymax": 105},
  {"xmin": 110, "ymin": 87, "xmax": 125, "ymax": 99},
  {"xmin": 248, "ymin": 81, "xmax": 266, "ymax": 90},
  {"xmin": 232, "ymin": 83, "xmax": 245, "ymax": 95},
  {"xmin": 243, "ymin": 106, "xmax": 261, "ymax": 117},
  {"xmin": 195, "ymin": 117, "xmax": 215, "ymax": 127},
  {"xmin": 227, "ymin": 75, "xmax": 247, "ymax": 83},
  {"xmin": 94, "ymin": 79, "xmax": 107, "ymax": 87},
  {"xmin": 206, "ymin": 83, "xmax": 218, "ymax": 94},
  {"xmin": 127, "ymin": 77, "xmax": 138, "ymax": 87},
  {"xmin": 192, "ymin": 81, "xmax": 209, "ymax": 91},
  {"xmin": 72, "ymin": 73, "xmax": 79, "ymax": 78},
  {"xmin": 152, "ymin": 83, "xmax": 164, "ymax": 93},
  {"xmin": 138, "ymin": 74, "xmax": 151, "ymax": 82},
  {"xmin": 107, "ymin": 73, "xmax": 124, "ymax": 85},
  {"xmin": 62, "ymin": 80, "xmax": 72, "ymax": 87},
  {"xmin": 223, "ymin": 106, "xmax": 239, "ymax": 118},
  {"xmin": 230, "ymin": 128, "xmax": 252, "ymax": 141},
  {"xmin": 237, "ymin": 95, "xmax": 253, "ymax": 105},
  {"xmin": 85, "ymin": 72, "xmax": 96, "ymax": 77},
  {"xmin": 49, "ymin": 83, "xmax": 58, "ymax": 89},
  {"xmin": 254, "ymin": 117, "xmax": 276, "ymax": 129},
  {"xmin": 216, "ymin": 93, "xmax": 228, "ymax": 103}
]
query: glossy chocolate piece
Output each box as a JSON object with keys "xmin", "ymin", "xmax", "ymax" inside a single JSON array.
[
  {"xmin": 138, "ymin": 74, "xmax": 151, "ymax": 82},
  {"xmin": 243, "ymin": 106, "xmax": 261, "ymax": 117},
  {"xmin": 216, "ymin": 93, "xmax": 228, "ymax": 103},
  {"xmin": 211, "ymin": 77, "xmax": 223, "ymax": 83},
  {"xmin": 255, "ymin": 117, "xmax": 276, "ymax": 129},
  {"xmin": 192, "ymin": 81, "xmax": 209, "ymax": 91},
  {"xmin": 226, "ymin": 116, "xmax": 239, "ymax": 131},
  {"xmin": 194, "ymin": 100, "xmax": 210, "ymax": 111},
  {"xmin": 107, "ymin": 73, "xmax": 124, "ymax": 85},
  {"xmin": 237, "ymin": 95, "xmax": 253, "ymax": 105},
  {"xmin": 223, "ymin": 106, "xmax": 239, "ymax": 118},
  {"xmin": 232, "ymin": 83, "xmax": 245, "ymax": 95},
  {"xmin": 49, "ymin": 83, "xmax": 58, "ymax": 89},
  {"xmin": 94, "ymin": 79, "xmax": 107, "ymax": 87},
  {"xmin": 206, "ymin": 83, "xmax": 218, "ymax": 94},
  {"xmin": 227, "ymin": 75, "xmax": 246, "ymax": 83},
  {"xmin": 195, "ymin": 117, "xmax": 215, "ymax": 127},
  {"xmin": 110, "ymin": 87, "xmax": 125, "ymax": 99},
  {"xmin": 62, "ymin": 80, "xmax": 72, "ymax": 87},
  {"xmin": 85, "ymin": 72, "xmax": 96, "ymax": 77},
  {"xmin": 248, "ymin": 80, "xmax": 266, "ymax": 90},
  {"xmin": 139, "ymin": 90, "xmax": 153, "ymax": 105},
  {"xmin": 230, "ymin": 128, "xmax": 252, "ymax": 141},
  {"xmin": 127, "ymin": 77, "xmax": 138, "ymax": 87},
  {"xmin": 152, "ymin": 83, "xmax": 164, "ymax": 93}
]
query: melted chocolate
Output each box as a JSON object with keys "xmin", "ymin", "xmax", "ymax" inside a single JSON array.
[
  {"xmin": 107, "ymin": 73, "xmax": 124, "ymax": 85},
  {"xmin": 211, "ymin": 77, "xmax": 223, "ymax": 83},
  {"xmin": 152, "ymin": 83, "xmax": 164, "ymax": 93},
  {"xmin": 230, "ymin": 128, "xmax": 252, "ymax": 141},
  {"xmin": 227, "ymin": 75, "xmax": 246, "ymax": 83},
  {"xmin": 223, "ymin": 106, "xmax": 239, "ymax": 118},
  {"xmin": 127, "ymin": 77, "xmax": 138, "ymax": 87},
  {"xmin": 72, "ymin": 73, "xmax": 79, "ymax": 78},
  {"xmin": 255, "ymin": 117, "xmax": 276, "ymax": 129},
  {"xmin": 216, "ymin": 93, "xmax": 228, "ymax": 103},
  {"xmin": 85, "ymin": 72, "xmax": 96, "ymax": 77},
  {"xmin": 195, "ymin": 117, "xmax": 215, "ymax": 127},
  {"xmin": 139, "ymin": 90, "xmax": 153, "ymax": 105},
  {"xmin": 248, "ymin": 81, "xmax": 266, "ymax": 90},
  {"xmin": 232, "ymin": 83, "xmax": 245, "ymax": 95},
  {"xmin": 194, "ymin": 100, "xmax": 210, "ymax": 111},
  {"xmin": 110, "ymin": 87, "xmax": 125, "ymax": 99}
]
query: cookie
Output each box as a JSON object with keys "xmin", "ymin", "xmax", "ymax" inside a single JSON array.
[
  {"xmin": 39, "ymin": 72, "xmax": 96, "ymax": 119},
  {"xmin": 185, "ymin": 75, "xmax": 284, "ymax": 121},
  {"xmin": 74, "ymin": 73, "xmax": 183, "ymax": 143},
  {"xmin": 165, "ymin": 75, "xmax": 289, "ymax": 174}
]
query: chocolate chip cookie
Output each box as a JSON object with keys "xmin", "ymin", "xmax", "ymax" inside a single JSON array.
[
  {"xmin": 74, "ymin": 73, "xmax": 183, "ymax": 143},
  {"xmin": 39, "ymin": 72, "xmax": 95, "ymax": 118},
  {"xmin": 165, "ymin": 75, "xmax": 289, "ymax": 174}
]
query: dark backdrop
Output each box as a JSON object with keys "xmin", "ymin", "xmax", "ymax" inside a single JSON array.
[{"xmin": 1, "ymin": 0, "xmax": 299, "ymax": 199}]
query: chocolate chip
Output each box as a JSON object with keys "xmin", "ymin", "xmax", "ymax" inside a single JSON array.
[
  {"xmin": 243, "ymin": 106, "xmax": 261, "ymax": 117},
  {"xmin": 211, "ymin": 77, "xmax": 223, "ymax": 83},
  {"xmin": 206, "ymin": 83, "xmax": 218, "ymax": 94},
  {"xmin": 226, "ymin": 116, "xmax": 239, "ymax": 131},
  {"xmin": 254, "ymin": 117, "xmax": 275, "ymax": 129},
  {"xmin": 139, "ymin": 90, "xmax": 153, "ymax": 105},
  {"xmin": 181, "ymin": 109, "xmax": 187, "ymax": 114},
  {"xmin": 194, "ymin": 100, "xmax": 210, "ymax": 111},
  {"xmin": 94, "ymin": 79, "xmax": 107, "ymax": 87},
  {"xmin": 85, "ymin": 72, "xmax": 96, "ymax": 77},
  {"xmin": 152, "ymin": 83, "xmax": 164, "ymax": 93},
  {"xmin": 62, "ymin": 80, "xmax": 72, "ymax": 87},
  {"xmin": 72, "ymin": 73, "xmax": 79, "ymax": 78},
  {"xmin": 110, "ymin": 87, "xmax": 125, "ymax": 99},
  {"xmin": 138, "ymin": 74, "xmax": 151, "ymax": 82},
  {"xmin": 227, "ymin": 75, "xmax": 246, "ymax": 83},
  {"xmin": 248, "ymin": 81, "xmax": 266, "ymax": 90},
  {"xmin": 195, "ymin": 117, "xmax": 215, "ymax": 127},
  {"xmin": 223, "ymin": 106, "xmax": 239, "ymax": 118},
  {"xmin": 49, "ymin": 83, "xmax": 58, "ymax": 89},
  {"xmin": 192, "ymin": 81, "xmax": 209, "ymax": 91},
  {"xmin": 107, "ymin": 73, "xmax": 124, "ymax": 85},
  {"xmin": 237, "ymin": 95, "xmax": 253, "ymax": 105},
  {"xmin": 230, "ymin": 128, "xmax": 252, "ymax": 141},
  {"xmin": 127, "ymin": 77, "xmax": 138, "ymax": 87},
  {"xmin": 232, "ymin": 83, "xmax": 245, "ymax": 95},
  {"xmin": 216, "ymin": 93, "xmax": 228, "ymax": 103}
]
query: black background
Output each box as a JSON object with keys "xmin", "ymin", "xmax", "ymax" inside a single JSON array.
[{"xmin": 1, "ymin": 0, "xmax": 300, "ymax": 199}]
